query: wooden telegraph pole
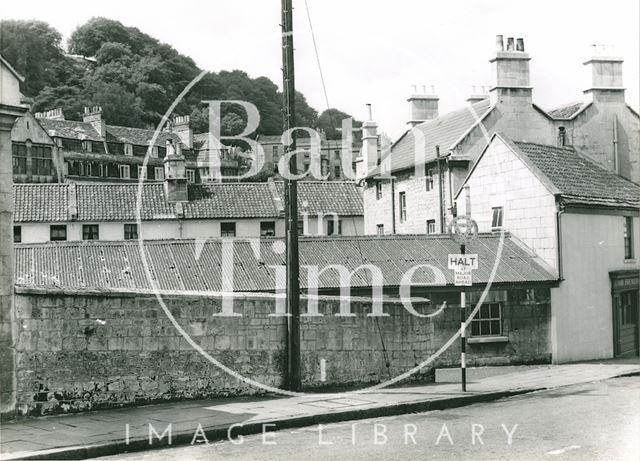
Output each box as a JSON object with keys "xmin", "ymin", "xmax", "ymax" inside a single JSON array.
[{"xmin": 281, "ymin": 0, "xmax": 301, "ymax": 391}]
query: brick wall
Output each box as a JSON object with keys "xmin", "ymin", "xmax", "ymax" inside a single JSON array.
[{"xmin": 9, "ymin": 287, "xmax": 551, "ymax": 416}]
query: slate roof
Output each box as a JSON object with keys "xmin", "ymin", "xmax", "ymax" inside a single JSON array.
[
  {"xmin": 38, "ymin": 118, "xmax": 181, "ymax": 147},
  {"xmin": 503, "ymin": 136, "xmax": 640, "ymax": 209},
  {"xmin": 14, "ymin": 234, "xmax": 556, "ymax": 292},
  {"xmin": 274, "ymin": 181, "xmax": 364, "ymax": 216},
  {"xmin": 13, "ymin": 181, "xmax": 363, "ymax": 222},
  {"xmin": 371, "ymin": 99, "xmax": 492, "ymax": 176},
  {"xmin": 547, "ymin": 101, "xmax": 589, "ymax": 120}
]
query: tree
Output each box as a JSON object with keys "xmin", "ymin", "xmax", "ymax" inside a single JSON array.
[{"xmin": 317, "ymin": 108, "xmax": 362, "ymax": 141}]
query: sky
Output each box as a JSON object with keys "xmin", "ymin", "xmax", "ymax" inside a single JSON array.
[{"xmin": 2, "ymin": 0, "xmax": 639, "ymax": 138}]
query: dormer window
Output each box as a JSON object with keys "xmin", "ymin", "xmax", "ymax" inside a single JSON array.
[
  {"xmin": 150, "ymin": 146, "xmax": 159, "ymax": 158},
  {"xmin": 124, "ymin": 144, "xmax": 133, "ymax": 156},
  {"xmin": 82, "ymin": 140, "xmax": 92, "ymax": 152}
]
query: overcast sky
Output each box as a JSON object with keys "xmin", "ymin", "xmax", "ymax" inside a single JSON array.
[{"xmin": 3, "ymin": 0, "xmax": 638, "ymax": 138}]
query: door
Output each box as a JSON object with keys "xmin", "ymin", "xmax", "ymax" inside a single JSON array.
[{"xmin": 614, "ymin": 290, "xmax": 639, "ymax": 357}]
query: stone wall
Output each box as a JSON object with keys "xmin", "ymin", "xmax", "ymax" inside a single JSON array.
[{"xmin": 8, "ymin": 286, "xmax": 551, "ymax": 416}]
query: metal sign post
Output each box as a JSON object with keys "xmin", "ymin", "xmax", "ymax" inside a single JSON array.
[{"xmin": 447, "ymin": 185, "xmax": 478, "ymax": 392}]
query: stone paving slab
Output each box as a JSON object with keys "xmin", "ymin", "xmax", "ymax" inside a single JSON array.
[{"xmin": 1, "ymin": 362, "xmax": 638, "ymax": 460}]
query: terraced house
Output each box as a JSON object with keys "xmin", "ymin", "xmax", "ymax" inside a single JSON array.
[
  {"xmin": 12, "ymin": 178, "xmax": 364, "ymax": 243},
  {"xmin": 362, "ymin": 35, "xmax": 639, "ymax": 236},
  {"xmin": 11, "ymin": 108, "xmax": 244, "ymax": 184}
]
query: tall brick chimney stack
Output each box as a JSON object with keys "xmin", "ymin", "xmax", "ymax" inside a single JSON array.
[
  {"xmin": 173, "ymin": 115, "xmax": 193, "ymax": 149},
  {"xmin": 407, "ymin": 85, "xmax": 439, "ymax": 127},
  {"xmin": 362, "ymin": 103, "xmax": 379, "ymax": 176},
  {"xmin": 82, "ymin": 106, "xmax": 106, "ymax": 138},
  {"xmin": 489, "ymin": 35, "xmax": 532, "ymax": 106},
  {"xmin": 583, "ymin": 51, "xmax": 625, "ymax": 104}
]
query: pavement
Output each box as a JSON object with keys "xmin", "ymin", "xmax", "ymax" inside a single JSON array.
[{"xmin": 1, "ymin": 360, "xmax": 639, "ymax": 460}]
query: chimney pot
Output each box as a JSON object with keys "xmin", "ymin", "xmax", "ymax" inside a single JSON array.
[
  {"xmin": 506, "ymin": 37, "xmax": 515, "ymax": 51},
  {"xmin": 496, "ymin": 35, "xmax": 504, "ymax": 51},
  {"xmin": 516, "ymin": 38, "xmax": 524, "ymax": 51},
  {"xmin": 366, "ymin": 103, "xmax": 372, "ymax": 121}
]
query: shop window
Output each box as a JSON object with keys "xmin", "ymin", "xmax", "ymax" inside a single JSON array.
[{"xmin": 471, "ymin": 302, "xmax": 502, "ymax": 337}]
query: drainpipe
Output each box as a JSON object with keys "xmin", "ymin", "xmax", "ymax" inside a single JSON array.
[
  {"xmin": 391, "ymin": 178, "xmax": 396, "ymax": 234},
  {"xmin": 436, "ymin": 145, "xmax": 445, "ymax": 233},
  {"xmin": 555, "ymin": 200, "xmax": 565, "ymax": 280},
  {"xmin": 613, "ymin": 115, "xmax": 619, "ymax": 175}
]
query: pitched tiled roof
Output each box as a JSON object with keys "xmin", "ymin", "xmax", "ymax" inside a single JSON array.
[
  {"xmin": 275, "ymin": 181, "xmax": 364, "ymax": 216},
  {"xmin": 507, "ymin": 138, "xmax": 640, "ymax": 208},
  {"xmin": 13, "ymin": 181, "xmax": 363, "ymax": 222},
  {"xmin": 39, "ymin": 119, "xmax": 102, "ymax": 141},
  {"xmin": 13, "ymin": 184, "xmax": 69, "ymax": 222},
  {"xmin": 547, "ymin": 101, "xmax": 588, "ymax": 119},
  {"xmin": 14, "ymin": 234, "xmax": 555, "ymax": 292},
  {"xmin": 380, "ymin": 99, "xmax": 492, "ymax": 175},
  {"xmin": 186, "ymin": 183, "xmax": 278, "ymax": 218},
  {"xmin": 38, "ymin": 118, "xmax": 181, "ymax": 147}
]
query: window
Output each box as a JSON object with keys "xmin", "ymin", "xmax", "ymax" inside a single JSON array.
[
  {"xmin": 321, "ymin": 158, "xmax": 329, "ymax": 176},
  {"xmin": 260, "ymin": 221, "xmax": 276, "ymax": 237},
  {"xmin": 50, "ymin": 225, "xmax": 67, "ymax": 241},
  {"xmin": 471, "ymin": 303, "xmax": 502, "ymax": 337},
  {"xmin": 491, "ymin": 206, "xmax": 504, "ymax": 229},
  {"xmin": 426, "ymin": 219, "xmax": 436, "ymax": 235},
  {"xmin": 327, "ymin": 219, "xmax": 342, "ymax": 236},
  {"xmin": 376, "ymin": 224, "xmax": 384, "ymax": 235},
  {"xmin": 82, "ymin": 140, "xmax": 92, "ymax": 152},
  {"xmin": 334, "ymin": 149, "xmax": 340, "ymax": 159},
  {"xmin": 621, "ymin": 291, "xmax": 638, "ymax": 325},
  {"xmin": 399, "ymin": 192, "xmax": 407, "ymax": 222},
  {"xmin": 82, "ymin": 224, "xmax": 99, "ymax": 240},
  {"xmin": 221, "ymin": 222, "xmax": 236, "ymax": 237},
  {"xmin": 425, "ymin": 168, "xmax": 434, "ymax": 191},
  {"xmin": 13, "ymin": 225, "xmax": 21, "ymax": 243},
  {"xmin": 149, "ymin": 146, "xmax": 158, "ymax": 158},
  {"xmin": 98, "ymin": 163, "xmax": 105, "ymax": 177},
  {"xmin": 12, "ymin": 143, "xmax": 27, "ymax": 174},
  {"xmin": 119, "ymin": 164, "xmax": 130, "ymax": 179},
  {"xmin": 624, "ymin": 216, "xmax": 634, "ymax": 259},
  {"xmin": 334, "ymin": 166, "xmax": 341, "ymax": 179},
  {"xmin": 186, "ymin": 169, "xmax": 196, "ymax": 183},
  {"xmin": 124, "ymin": 144, "xmax": 133, "ymax": 156},
  {"xmin": 558, "ymin": 126, "xmax": 566, "ymax": 147},
  {"xmin": 155, "ymin": 166, "xmax": 165, "ymax": 180},
  {"xmin": 32, "ymin": 145, "xmax": 53, "ymax": 176},
  {"xmin": 297, "ymin": 220, "xmax": 304, "ymax": 235},
  {"xmin": 272, "ymin": 145, "xmax": 279, "ymax": 157},
  {"xmin": 124, "ymin": 224, "xmax": 138, "ymax": 240},
  {"xmin": 376, "ymin": 182, "xmax": 383, "ymax": 200},
  {"xmin": 138, "ymin": 165, "xmax": 146, "ymax": 180}
]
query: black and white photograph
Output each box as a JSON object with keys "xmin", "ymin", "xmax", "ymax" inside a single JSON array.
[{"xmin": 0, "ymin": 1, "xmax": 638, "ymax": 459}]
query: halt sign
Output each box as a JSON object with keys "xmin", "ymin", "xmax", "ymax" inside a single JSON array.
[
  {"xmin": 447, "ymin": 254, "xmax": 479, "ymax": 270},
  {"xmin": 448, "ymin": 254, "xmax": 478, "ymax": 286}
]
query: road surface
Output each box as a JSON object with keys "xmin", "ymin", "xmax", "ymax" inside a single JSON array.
[{"xmin": 98, "ymin": 377, "xmax": 640, "ymax": 460}]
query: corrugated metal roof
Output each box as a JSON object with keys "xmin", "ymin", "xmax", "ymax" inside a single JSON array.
[{"xmin": 14, "ymin": 234, "xmax": 556, "ymax": 293}]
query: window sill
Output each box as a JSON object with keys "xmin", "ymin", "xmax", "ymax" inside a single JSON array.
[
  {"xmin": 623, "ymin": 259, "xmax": 637, "ymax": 264},
  {"xmin": 467, "ymin": 336, "xmax": 509, "ymax": 344}
]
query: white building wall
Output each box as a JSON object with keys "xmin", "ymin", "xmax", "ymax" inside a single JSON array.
[
  {"xmin": 551, "ymin": 213, "xmax": 640, "ymax": 362},
  {"xmin": 457, "ymin": 136, "xmax": 558, "ymax": 270}
]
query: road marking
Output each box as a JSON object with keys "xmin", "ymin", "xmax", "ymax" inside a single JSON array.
[{"xmin": 548, "ymin": 445, "xmax": 581, "ymax": 455}]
